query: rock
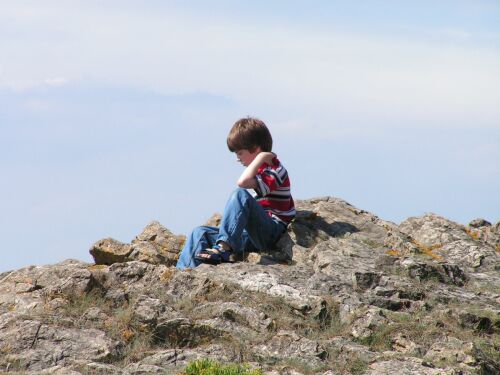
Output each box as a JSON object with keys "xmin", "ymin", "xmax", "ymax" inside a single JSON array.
[
  {"xmin": 2, "ymin": 196, "xmax": 499, "ymax": 374},
  {"xmin": 366, "ymin": 358, "xmax": 454, "ymax": 374},
  {"xmin": 352, "ymin": 271, "xmax": 382, "ymax": 291},
  {"xmin": 191, "ymin": 302, "xmax": 274, "ymax": 333},
  {"xmin": 89, "ymin": 221, "xmax": 185, "ymax": 267},
  {"xmin": 0, "ymin": 319, "xmax": 120, "ymax": 372},
  {"xmin": 392, "ymin": 333, "xmax": 424, "ymax": 356},
  {"xmin": 130, "ymin": 221, "xmax": 186, "ymax": 266},
  {"xmin": 154, "ymin": 318, "xmax": 223, "ymax": 348},
  {"xmin": 423, "ymin": 337, "xmax": 477, "ymax": 370},
  {"xmin": 90, "ymin": 238, "xmax": 132, "ymax": 265},
  {"xmin": 399, "ymin": 214, "xmax": 470, "ymax": 247},
  {"xmin": 350, "ymin": 307, "xmax": 389, "ymax": 339},
  {"xmin": 255, "ymin": 330, "xmax": 327, "ymax": 367},
  {"xmin": 401, "ymin": 259, "xmax": 468, "ymax": 286},
  {"xmin": 469, "ymin": 218, "xmax": 492, "ymax": 228},
  {"xmin": 132, "ymin": 295, "xmax": 164, "ymax": 326},
  {"xmin": 204, "ymin": 213, "xmax": 222, "ymax": 227},
  {"xmin": 457, "ymin": 310, "xmax": 499, "ymax": 334}
]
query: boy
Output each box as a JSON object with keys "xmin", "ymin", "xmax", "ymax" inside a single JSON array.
[{"xmin": 176, "ymin": 117, "xmax": 295, "ymax": 269}]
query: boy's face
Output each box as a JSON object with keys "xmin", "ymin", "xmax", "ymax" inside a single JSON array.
[{"xmin": 235, "ymin": 147, "xmax": 261, "ymax": 167}]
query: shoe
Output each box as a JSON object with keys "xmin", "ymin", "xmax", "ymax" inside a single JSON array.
[{"xmin": 195, "ymin": 244, "xmax": 232, "ymax": 264}]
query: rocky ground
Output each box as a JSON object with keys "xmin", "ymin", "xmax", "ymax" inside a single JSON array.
[{"xmin": 0, "ymin": 197, "xmax": 498, "ymax": 374}]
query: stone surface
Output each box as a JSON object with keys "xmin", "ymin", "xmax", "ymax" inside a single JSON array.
[
  {"xmin": 90, "ymin": 221, "xmax": 185, "ymax": 267},
  {"xmin": 90, "ymin": 238, "xmax": 132, "ymax": 265},
  {"xmin": 1, "ymin": 196, "xmax": 498, "ymax": 374}
]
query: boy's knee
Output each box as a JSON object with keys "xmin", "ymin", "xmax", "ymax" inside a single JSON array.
[
  {"xmin": 191, "ymin": 226, "xmax": 208, "ymax": 237},
  {"xmin": 231, "ymin": 187, "xmax": 250, "ymax": 201}
]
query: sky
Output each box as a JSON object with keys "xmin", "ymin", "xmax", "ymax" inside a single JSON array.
[{"xmin": 1, "ymin": 0, "xmax": 499, "ymax": 272}]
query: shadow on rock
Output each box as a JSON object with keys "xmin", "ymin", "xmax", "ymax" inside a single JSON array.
[{"xmin": 292, "ymin": 210, "xmax": 359, "ymax": 247}]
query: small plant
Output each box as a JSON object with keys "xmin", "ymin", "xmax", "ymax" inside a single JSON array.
[{"xmin": 182, "ymin": 359, "xmax": 262, "ymax": 375}]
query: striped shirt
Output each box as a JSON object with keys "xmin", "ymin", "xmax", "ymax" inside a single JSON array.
[{"xmin": 253, "ymin": 156, "xmax": 296, "ymax": 225}]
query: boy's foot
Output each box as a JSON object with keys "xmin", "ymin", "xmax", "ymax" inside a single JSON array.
[{"xmin": 196, "ymin": 245, "xmax": 232, "ymax": 264}]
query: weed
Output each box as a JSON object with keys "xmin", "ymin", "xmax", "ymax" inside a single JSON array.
[
  {"xmin": 355, "ymin": 323, "xmax": 395, "ymax": 351},
  {"xmin": 181, "ymin": 359, "xmax": 262, "ymax": 375}
]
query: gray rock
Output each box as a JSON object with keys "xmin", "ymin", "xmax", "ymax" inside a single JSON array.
[
  {"xmin": 255, "ymin": 330, "xmax": 327, "ymax": 367},
  {"xmin": 423, "ymin": 336, "xmax": 477, "ymax": 370},
  {"xmin": 2, "ymin": 196, "xmax": 499, "ymax": 374},
  {"xmin": 366, "ymin": 358, "xmax": 454, "ymax": 374},
  {"xmin": 469, "ymin": 218, "xmax": 492, "ymax": 228},
  {"xmin": 0, "ymin": 319, "xmax": 119, "ymax": 371},
  {"xmin": 130, "ymin": 221, "xmax": 186, "ymax": 266},
  {"xmin": 90, "ymin": 238, "xmax": 132, "ymax": 265}
]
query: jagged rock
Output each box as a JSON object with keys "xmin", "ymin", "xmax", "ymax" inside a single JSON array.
[
  {"xmin": 154, "ymin": 318, "xmax": 223, "ymax": 348},
  {"xmin": 399, "ymin": 214, "xmax": 500, "ymax": 271},
  {"xmin": 1, "ymin": 196, "xmax": 499, "ymax": 374},
  {"xmin": 0, "ymin": 319, "xmax": 120, "ymax": 372},
  {"xmin": 401, "ymin": 259, "xmax": 468, "ymax": 286},
  {"xmin": 350, "ymin": 307, "xmax": 389, "ymax": 339},
  {"xmin": 456, "ymin": 310, "xmax": 499, "ymax": 334},
  {"xmin": 399, "ymin": 214, "xmax": 470, "ymax": 246},
  {"xmin": 391, "ymin": 333, "xmax": 424, "ymax": 356},
  {"xmin": 352, "ymin": 271, "xmax": 382, "ymax": 291},
  {"xmin": 132, "ymin": 295, "xmax": 164, "ymax": 325},
  {"xmin": 255, "ymin": 330, "xmax": 327, "ymax": 367},
  {"xmin": 130, "ymin": 221, "xmax": 186, "ymax": 266},
  {"xmin": 89, "ymin": 221, "xmax": 185, "ymax": 267},
  {"xmin": 191, "ymin": 301, "xmax": 274, "ymax": 333},
  {"xmin": 90, "ymin": 238, "xmax": 132, "ymax": 265},
  {"xmin": 423, "ymin": 337, "xmax": 477, "ymax": 370},
  {"xmin": 469, "ymin": 218, "xmax": 492, "ymax": 228},
  {"xmin": 366, "ymin": 358, "xmax": 455, "ymax": 374},
  {"xmin": 204, "ymin": 213, "xmax": 222, "ymax": 227}
]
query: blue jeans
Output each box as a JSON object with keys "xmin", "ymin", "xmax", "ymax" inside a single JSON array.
[{"xmin": 176, "ymin": 188, "xmax": 286, "ymax": 269}]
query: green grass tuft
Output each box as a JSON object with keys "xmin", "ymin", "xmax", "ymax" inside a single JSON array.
[{"xmin": 182, "ymin": 359, "xmax": 262, "ymax": 375}]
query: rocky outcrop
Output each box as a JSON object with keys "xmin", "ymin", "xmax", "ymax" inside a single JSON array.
[
  {"xmin": 90, "ymin": 221, "xmax": 186, "ymax": 266},
  {"xmin": 0, "ymin": 197, "xmax": 498, "ymax": 374}
]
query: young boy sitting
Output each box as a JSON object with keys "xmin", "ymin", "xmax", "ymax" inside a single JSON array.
[{"xmin": 176, "ymin": 117, "xmax": 295, "ymax": 269}]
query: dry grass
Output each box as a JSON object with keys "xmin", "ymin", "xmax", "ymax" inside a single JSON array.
[
  {"xmin": 386, "ymin": 249, "xmax": 401, "ymax": 256},
  {"xmin": 464, "ymin": 228, "xmax": 481, "ymax": 240},
  {"xmin": 35, "ymin": 288, "xmax": 158, "ymax": 366},
  {"xmin": 411, "ymin": 240, "xmax": 443, "ymax": 261}
]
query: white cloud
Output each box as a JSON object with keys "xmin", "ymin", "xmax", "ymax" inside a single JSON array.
[{"xmin": 0, "ymin": 2, "xmax": 499, "ymax": 135}]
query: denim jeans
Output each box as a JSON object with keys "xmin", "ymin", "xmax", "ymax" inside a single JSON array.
[{"xmin": 176, "ymin": 188, "xmax": 286, "ymax": 270}]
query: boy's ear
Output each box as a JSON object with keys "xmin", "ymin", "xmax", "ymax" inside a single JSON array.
[{"xmin": 250, "ymin": 145, "xmax": 262, "ymax": 154}]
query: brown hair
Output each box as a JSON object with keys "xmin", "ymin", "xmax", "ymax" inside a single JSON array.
[{"xmin": 227, "ymin": 117, "xmax": 273, "ymax": 152}]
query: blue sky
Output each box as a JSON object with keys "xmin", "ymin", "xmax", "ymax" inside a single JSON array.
[{"xmin": 1, "ymin": 1, "xmax": 499, "ymax": 272}]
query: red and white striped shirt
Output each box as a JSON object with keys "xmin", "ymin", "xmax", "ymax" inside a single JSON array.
[{"xmin": 253, "ymin": 156, "xmax": 295, "ymax": 225}]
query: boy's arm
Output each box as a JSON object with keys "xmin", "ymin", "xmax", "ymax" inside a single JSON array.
[{"xmin": 237, "ymin": 152, "xmax": 275, "ymax": 189}]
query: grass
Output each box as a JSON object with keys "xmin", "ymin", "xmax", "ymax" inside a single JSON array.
[
  {"xmin": 182, "ymin": 359, "xmax": 262, "ymax": 375},
  {"xmin": 350, "ymin": 303, "xmax": 500, "ymax": 372},
  {"xmin": 325, "ymin": 348, "xmax": 369, "ymax": 375},
  {"xmin": 36, "ymin": 288, "xmax": 159, "ymax": 365},
  {"xmin": 411, "ymin": 240, "xmax": 443, "ymax": 261},
  {"xmin": 464, "ymin": 227, "xmax": 481, "ymax": 240}
]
